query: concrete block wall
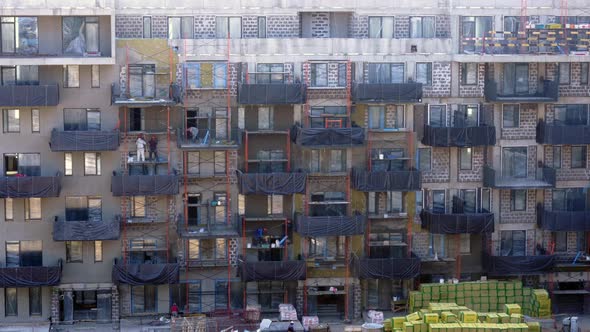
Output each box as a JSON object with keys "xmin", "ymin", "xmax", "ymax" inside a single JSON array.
[
  {"xmin": 116, "ymin": 16, "xmax": 144, "ymax": 38},
  {"xmin": 242, "ymin": 16, "xmax": 259, "ymax": 38},
  {"xmin": 458, "ymin": 146, "xmax": 484, "ymax": 182},
  {"xmin": 435, "ymin": 15, "xmax": 451, "ymax": 38},
  {"xmin": 557, "ymin": 63, "xmax": 590, "ymax": 97},
  {"xmin": 423, "ymin": 62, "xmax": 451, "ymax": 98},
  {"xmin": 459, "ymin": 63, "xmax": 485, "ymax": 98},
  {"xmin": 195, "ymin": 15, "xmax": 216, "ymax": 38},
  {"xmin": 310, "ymin": 13, "xmax": 331, "ymax": 38},
  {"xmin": 266, "ymin": 16, "xmax": 300, "ymax": 37},
  {"xmin": 348, "ymin": 14, "xmax": 368, "ymax": 38},
  {"xmin": 421, "ymin": 147, "xmax": 450, "ymax": 183},
  {"xmin": 394, "ymin": 16, "xmax": 410, "ymax": 38},
  {"xmin": 499, "ymin": 189, "xmax": 537, "ymax": 224},
  {"xmin": 500, "ymin": 104, "xmax": 537, "ymax": 140}
]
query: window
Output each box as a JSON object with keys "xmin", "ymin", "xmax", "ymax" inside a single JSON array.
[
  {"xmin": 143, "ymin": 17, "xmax": 152, "ymax": 38},
  {"xmin": 168, "ymin": 17, "xmax": 194, "ymax": 39},
  {"xmin": 552, "ymin": 188, "xmax": 586, "ymax": 211},
  {"xmin": 94, "ymin": 241, "xmax": 102, "ymax": 262},
  {"xmin": 91, "ymin": 65, "xmax": 100, "ymax": 88},
  {"xmin": 461, "ymin": 16, "xmax": 493, "ymax": 52},
  {"xmin": 186, "ymin": 152, "xmax": 200, "ymax": 174},
  {"xmin": 386, "ymin": 191, "xmax": 405, "ymax": 213},
  {"xmin": 3, "ymin": 109, "xmax": 19, "ymax": 132},
  {"xmin": 368, "ymin": 105, "xmax": 404, "ymax": 129},
  {"xmin": 65, "ymin": 196, "xmax": 102, "ymax": 222},
  {"xmin": 0, "ymin": 65, "xmax": 38, "ymax": 85},
  {"xmin": 418, "ymin": 148, "xmax": 431, "ymax": 171},
  {"xmin": 369, "ymin": 16, "xmax": 394, "ymax": 38},
  {"xmin": 429, "ymin": 234, "xmax": 446, "ymax": 257},
  {"xmin": 216, "ymin": 17, "xmax": 242, "ymax": 39},
  {"xmin": 459, "ymin": 148, "xmax": 472, "ymax": 170},
  {"xmin": 432, "ymin": 190, "xmax": 446, "ymax": 213},
  {"xmin": 257, "ymin": 281, "xmax": 283, "ymax": 311},
  {"xmin": 310, "ymin": 63, "xmax": 328, "ymax": 87},
  {"xmin": 309, "ymin": 106, "xmax": 347, "ymax": 128},
  {"xmin": 214, "ymin": 151, "xmax": 226, "ymax": 175},
  {"xmin": 128, "ymin": 64, "xmax": 155, "ymax": 98},
  {"xmin": 258, "ymin": 17, "xmax": 267, "ymax": 38},
  {"xmin": 461, "ymin": 63, "xmax": 478, "ymax": 85},
  {"xmin": 170, "ymin": 282, "xmax": 201, "ymax": 313},
  {"xmin": 460, "ymin": 234, "xmax": 471, "ymax": 254},
  {"xmin": 559, "ymin": 63, "xmax": 571, "ymax": 85},
  {"xmin": 481, "ymin": 188, "xmax": 491, "ymax": 212},
  {"xmin": 502, "ymin": 63, "xmax": 528, "ymax": 95},
  {"xmin": 502, "ymin": 104, "xmax": 519, "ymax": 128},
  {"xmin": 410, "ymin": 16, "xmax": 435, "ymax": 38},
  {"xmin": 5, "ymin": 288, "xmax": 17, "ymax": 316},
  {"xmin": 31, "ymin": 109, "xmax": 39, "ymax": 133},
  {"xmin": 258, "ymin": 107, "xmax": 273, "ymax": 130},
  {"xmin": 25, "ymin": 198, "xmax": 41, "ymax": 220},
  {"xmin": 267, "ymin": 195, "xmax": 283, "ymax": 215},
  {"xmin": 552, "ymin": 146, "xmax": 562, "ymax": 169},
  {"xmin": 63, "ymin": 65, "xmax": 79, "ymax": 88},
  {"xmin": 215, "ymin": 280, "xmax": 242, "ymax": 310},
  {"xmin": 428, "ymin": 105, "xmax": 446, "ymax": 127},
  {"xmin": 66, "ymin": 241, "xmax": 83, "ymax": 263},
  {"xmin": 416, "ymin": 190, "xmax": 424, "ymax": 215},
  {"xmin": 6, "ymin": 240, "xmax": 42, "ymax": 267},
  {"xmin": 554, "ymin": 104, "xmax": 588, "ymax": 126},
  {"xmin": 84, "ymin": 152, "xmax": 101, "ymax": 175},
  {"xmin": 337, "ymin": 63, "xmax": 347, "ymax": 87},
  {"xmin": 214, "ymin": 193, "xmax": 227, "ymax": 223},
  {"xmin": 571, "ymin": 146, "xmax": 587, "ymax": 169},
  {"xmin": 184, "ymin": 62, "xmax": 227, "ymax": 89},
  {"xmin": 555, "ymin": 232, "xmax": 567, "ymax": 252},
  {"xmin": 5, "ymin": 198, "xmax": 13, "ymax": 221},
  {"xmin": 581, "ymin": 63, "xmax": 589, "ymax": 85},
  {"xmin": 510, "ymin": 190, "xmax": 527, "ymax": 211},
  {"xmin": 367, "ymin": 63, "xmax": 404, "ymax": 84},
  {"xmin": 500, "ymin": 230, "xmax": 526, "ymax": 256},
  {"xmin": 189, "ymin": 239, "xmax": 227, "ymax": 261},
  {"xmin": 4, "ymin": 153, "xmax": 40, "ymax": 176},
  {"xmin": 310, "ymin": 150, "xmax": 320, "ymax": 172},
  {"xmin": 502, "ymin": 147, "xmax": 527, "ymax": 178},
  {"xmin": 63, "ymin": 17, "xmax": 98, "ymax": 54},
  {"xmin": 504, "ymin": 16, "xmax": 521, "ymax": 34},
  {"xmin": 416, "ymin": 63, "xmax": 432, "ymax": 86},
  {"xmin": 255, "ymin": 63, "xmax": 284, "ymax": 84},
  {"xmin": 371, "ymin": 148, "xmax": 405, "ymax": 171},
  {"xmin": 329, "ymin": 149, "xmax": 345, "ymax": 172},
  {"xmin": 309, "ymin": 236, "xmax": 345, "ymax": 258},
  {"xmin": 132, "ymin": 285, "xmax": 157, "ymax": 313},
  {"xmin": 0, "ymin": 17, "xmax": 38, "ymax": 54},
  {"xmin": 132, "ymin": 196, "xmax": 146, "ymax": 218},
  {"xmin": 29, "ymin": 287, "xmax": 42, "ymax": 316},
  {"xmin": 458, "ymin": 189, "xmax": 477, "ymax": 213},
  {"xmin": 454, "ymin": 104, "xmax": 478, "ymax": 127},
  {"xmin": 64, "ymin": 153, "xmax": 73, "ymax": 176},
  {"xmin": 309, "ymin": 192, "xmax": 347, "ymax": 217}
]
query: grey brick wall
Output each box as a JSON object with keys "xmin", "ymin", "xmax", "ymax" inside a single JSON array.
[
  {"xmin": 435, "ymin": 15, "xmax": 451, "ymax": 38},
  {"xmin": 423, "ymin": 62, "xmax": 452, "ymax": 98},
  {"xmin": 348, "ymin": 14, "xmax": 368, "ymax": 38},
  {"xmin": 422, "ymin": 147, "xmax": 450, "ymax": 183},
  {"xmin": 394, "ymin": 16, "xmax": 410, "ymax": 38},
  {"xmin": 195, "ymin": 15, "xmax": 216, "ymax": 38},
  {"xmin": 267, "ymin": 16, "xmax": 300, "ymax": 38},
  {"xmin": 311, "ymin": 13, "xmax": 330, "ymax": 38},
  {"xmin": 501, "ymin": 104, "xmax": 537, "ymax": 140},
  {"xmin": 458, "ymin": 146, "xmax": 484, "ymax": 182},
  {"xmin": 499, "ymin": 189, "xmax": 537, "ymax": 224},
  {"xmin": 242, "ymin": 16, "xmax": 258, "ymax": 38},
  {"xmin": 116, "ymin": 15, "xmax": 143, "ymax": 38},
  {"xmin": 550, "ymin": 63, "xmax": 590, "ymax": 97},
  {"xmin": 459, "ymin": 63, "xmax": 485, "ymax": 98},
  {"xmin": 544, "ymin": 145, "xmax": 590, "ymax": 181}
]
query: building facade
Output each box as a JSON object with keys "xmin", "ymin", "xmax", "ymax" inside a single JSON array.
[{"xmin": 1, "ymin": 0, "xmax": 590, "ymax": 328}]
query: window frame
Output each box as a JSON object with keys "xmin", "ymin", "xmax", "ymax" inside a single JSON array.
[
  {"xmin": 131, "ymin": 196, "xmax": 146, "ymax": 218},
  {"xmin": 168, "ymin": 16, "xmax": 194, "ymax": 39},
  {"xmin": 131, "ymin": 285, "xmax": 158, "ymax": 313},
  {"xmin": 5, "ymin": 288, "xmax": 17, "ymax": 316},
  {"xmin": 410, "ymin": 16, "xmax": 436, "ymax": 38},
  {"xmin": 581, "ymin": 63, "xmax": 589, "ymax": 85},
  {"xmin": 91, "ymin": 65, "xmax": 100, "ymax": 88},
  {"xmin": 63, "ymin": 65, "xmax": 80, "ymax": 88},
  {"xmin": 257, "ymin": 16, "xmax": 267, "ymax": 38},
  {"xmin": 416, "ymin": 62, "xmax": 432, "ymax": 86},
  {"xmin": 66, "ymin": 241, "xmax": 84, "ymax": 263},
  {"xmin": 31, "ymin": 109, "xmax": 40, "ymax": 133},
  {"xmin": 5, "ymin": 198, "xmax": 13, "ymax": 221},
  {"xmin": 25, "ymin": 197, "xmax": 41, "ymax": 221},
  {"xmin": 83, "ymin": 152, "xmax": 101, "ymax": 176},
  {"xmin": 510, "ymin": 189, "xmax": 527, "ymax": 211},
  {"xmin": 64, "ymin": 152, "xmax": 73, "ymax": 176},
  {"xmin": 143, "ymin": 16, "xmax": 152, "ymax": 39},
  {"xmin": 94, "ymin": 240, "xmax": 103, "ymax": 262},
  {"xmin": 418, "ymin": 148, "xmax": 432, "ymax": 171},
  {"xmin": 310, "ymin": 63, "xmax": 328, "ymax": 87},
  {"xmin": 502, "ymin": 104, "xmax": 520, "ymax": 128},
  {"xmin": 215, "ymin": 16, "xmax": 242, "ymax": 39},
  {"xmin": 460, "ymin": 63, "xmax": 478, "ymax": 85},
  {"xmin": 385, "ymin": 191, "xmax": 405, "ymax": 213},
  {"xmin": 571, "ymin": 145, "xmax": 587, "ymax": 169},
  {"xmin": 29, "ymin": 287, "xmax": 42, "ymax": 316},
  {"xmin": 368, "ymin": 16, "xmax": 395, "ymax": 38},
  {"xmin": 3, "ymin": 109, "xmax": 20, "ymax": 133},
  {"xmin": 559, "ymin": 62, "xmax": 571, "ymax": 85},
  {"xmin": 459, "ymin": 147, "xmax": 473, "ymax": 170},
  {"xmin": 553, "ymin": 146, "xmax": 562, "ymax": 169}
]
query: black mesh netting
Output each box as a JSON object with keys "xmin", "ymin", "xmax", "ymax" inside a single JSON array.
[
  {"xmin": 238, "ymin": 83, "xmax": 306, "ymax": 104},
  {"xmin": 536, "ymin": 120, "xmax": 590, "ymax": 145},
  {"xmin": 420, "ymin": 210, "xmax": 494, "ymax": 234},
  {"xmin": 295, "ymin": 214, "xmax": 366, "ymax": 236},
  {"xmin": 537, "ymin": 206, "xmax": 590, "ymax": 231},
  {"xmin": 0, "ymin": 175, "xmax": 61, "ymax": 198},
  {"xmin": 53, "ymin": 219, "xmax": 121, "ymax": 241},
  {"xmin": 239, "ymin": 261, "xmax": 306, "ymax": 282},
  {"xmin": 422, "ymin": 125, "xmax": 496, "ymax": 147},
  {"xmin": 237, "ymin": 172, "xmax": 306, "ymax": 195},
  {"xmin": 356, "ymin": 257, "xmax": 420, "ymax": 280},
  {"xmin": 352, "ymin": 169, "xmax": 421, "ymax": 192},
  {"xmin": 484, "ymin": 253, "xmax": 554, "ymax": 276},
  {"xmin": 0, "ymin": 264, "xmax": 61, "ymax": 287},
  {"xmin": 291, "ymin": 126, "xmax": 365, "ymax": 147},
  {"xmin": 0, "ymin": 85, "xmax": 59, "ymax": 106},
  {"xmin": 111, "ymin": 175, "xmax": 179, "ymax": 196},
  {"xmin": 50, "ymin": 129, "xmax": 120, "ymax": 151},
  {"xmin": 112, "ymin": 263, "xmax": 179, "ymax": 285},
  {"xmin": 352, "ymin": 83, "xmax": 422, "ymax": 103}
]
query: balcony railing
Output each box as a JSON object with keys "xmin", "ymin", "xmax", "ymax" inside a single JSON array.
[
  {"xmin": 352, "ymin": 83, "xmax": 422, "ymax": 103},
  {"xmin": 295, "ymin": 213, "xmax": 366, "ymax": 237},
  {"xmin": 420, "ymin": 210, "xmax": 494, "ymax": 234},
  {"xmin": 351, "ymin": 168, "xmax": 421, "ymax": 192},
  {"xmin": 537, "ymin": 204, "xmax": 590, "ymax": 232},
  {"xmin": 111, "ymin": 83, "xmax": 183, "ymax": 106},
  {"xmin": 422, "ymin": 124, "xmax": 496, "ymax": 147},
  {"xmin": 112, "ymin": 259, "xmax": 179, "ymax": 285},
  {"xmin": 0, "ymin": 173, "xmax": 62, "ymax": 198},
  {"xmin": 176, "ymin": 129, "xmax": 240, "ymax": 150},
  {"xmin": 53, "ymin": 217, "xmax": 121, "ymax": 241},
  {"xmin": 111, "ymin": 174, "xmax": 179, "ymax": 196},
  {"xmin": 483, "ymin": 253, "xmax": 554, "ymax": 276},
  {"xmin": 238, "ymin": 83, "xmax": 306, "ymax": 104},
  {"xmin": 176, "ymin": 215, "xmax": 239, "ymax": 239},
  {"xmin": 291, "ymin": 125, "xmax": 365, "ymax": 148},
  {"xmin": 237, "ymin": 172, "xmax": 306, "ymax": 195},
  {"xmin": 483, "ymin": 165, "xmax": 556, "ymax": 189},
  {"xmin": 239, "ymin": 260, "xmax": 306, "ymax": 282},
  {"xmin": 0, "ymin": 84, "xmax": 59, "ymax": 106},
  {"xmin": 50, "ymin": 128, "xmax": 120, "ymax": 152},
  {"xmin": 0, "ymin": 260, "xmax": 62, "ymax": 287},
  {"xmin": 484, "ymin": 80, "xmax": 558, "ymax": 103},
  {"xmin": 536, "ymin": 120, "xmax": 590, "ymax": 145},
  {"xmin": 356, "ymin": 256, "xmax": 420, "ymax": 280}
]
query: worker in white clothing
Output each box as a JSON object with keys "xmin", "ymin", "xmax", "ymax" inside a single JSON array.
[{"xmin": 136, "ymin": 135, "xmax": 147, "ymax": 162}]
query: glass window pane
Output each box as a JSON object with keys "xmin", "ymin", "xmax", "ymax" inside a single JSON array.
[
  {"xmin": 181, "ymin": 17, "xmax": 194, "ymax": 39},
  {"xmin": 26, "ymin": 198, "xmax": 41, "ymax": 220},
  {"xmin": 63, "ymin": 17, "xmax": 86, "ymax": 55},
  {"xmin": 391, "ymin": 63, "xmax": 404, "ymax": 83},
  {"xmin": 94, "ymin": 241, "xmax": 102, "ymax": 262},
  {"xmin": 67, "ymin": 241, "xmax": 83, "ymax": 262},
  {"xmin": 17, "ymin": 65, "xmax": 38, "ymax": 84},
  {"xmin": 460, "ymin": 148, "xmax": 472, "ymax": 170},
  {"xmin": 5, "ymin": 288, "xmax": 17, "ymax": 316},
  {"xmin": 85, "ymin": 21, "xmax": 99, "ymax": 52},
  {"xmin": 418, "ymin": 148, "xmax": 431, "ymax": 171},
  {"xmin": 571, "ymin": 146, "xmax": 587, "ymax": 168},
  {"xmin": 581, "ymin": 63, "xmax": 589, "ymax": 85},
  {"xmin": 31, "ymin": 109, "xmax": 40, "ymax": 132},
  {"xmin": 168, "ymin": 17, "xmax": 181, "ymax": 39},
  {"xmin": 433, "ymin": 190, "xmax": 445, "ymax": 213},
  {"xmin": 381, "ymin": 17, "xmax": 394, "ymax": 38},
  {"xmin": 258, "ymin": 17, "xmax": 267, "ymax": 38},
  {"xmin": 29, "ymin": 287, "xmax": 42, "ymax": 315},
  {"xmin": 553, "ymin": 146, "xmax": 561, "ymax": 169},
  {"xmin": 5, "ymin": 198, "xmax": 13, "ymax": 221},
  {"xmin": 515, "ymin": 64, "xmax": 529, "ymax": 94},
  {"xmin": 369, "ymin": 17, "xmax": 381, "ymax": 38},
  {"xmin": 502, "ymin": 104, "xmax": 519, "ymax": 128},
  {"xmin": 559, "ymin": 63, "xmax": 570, "ymax": 84},
  {"xmin": 229, "ymin": 17, "xmax": 241, "ymax": 39},
  {"xmin": 6, "ymin": 241, "xmax": 19, "ymax": 266},
  {"xmin": 429, "ymin": 105, "xmax": 446, "ymax": 127},
  {"xmin": 311, "ymin": 63, "xmax": 328, "ymax": 87},
  {"xmin": 87, "ymin": 110, "xmax": 101, "ymax": 130},
  {"xmin": 143, "ymin": 17, "xmax": 151, "ymax": 38},
  {"xmin": 216, "ymin": 17, "xmax": 228, "ymax": 38},
  {"xmin": 65, "ymin": 65, "xmax": 79, "ymax": 88},
  {"xmin": 511, "ymin": 190, "xmax": 527, "ymax": 211},
  {"xmin": 416, "ymin": 63, "xmax": 431, "ymax": 85},
  {"xmin": 214, "ymin": 63, "xmax": 227, "ymax": 88},
  {"xmin": 502, "ymin": 147, "xmax": 527, "ymax": 178},
  {"xmin": 91, "ymin": 65, "xmax": 100, "ymax": 87},
  {"xmin": 21, "ymin": 240, "xmax": 42, "ymax": 266},
  {"xmin": 1, "ymin": 22, "xmax": 15, "ymax": 53},
  {"xmin": 423, "ymin": 17, "xmax": 435, "ymax": 38},
  {"xmin": 410, "ymin": 17, "xmax": 422, "ymax": 38}
]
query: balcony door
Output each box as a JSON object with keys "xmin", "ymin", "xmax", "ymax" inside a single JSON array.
[
  {"xmin": 502, "ymin": 147, "xmax": 527, "ymax": 178},
  {"xmin": 502, "ymin": 63, "xmax": 529, "ymax": 96},
  {"xmin": 453, "ymin": 105, "xmax": 478, "ymax": 127}
]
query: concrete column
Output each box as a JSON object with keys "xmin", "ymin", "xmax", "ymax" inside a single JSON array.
[
  {"xmin": 63, "ymin": 290, "xmax": 74, "ymax": 324},
  {"xmin": 50, "ymin": 287, "xmax": 60, "ymax": 323}
]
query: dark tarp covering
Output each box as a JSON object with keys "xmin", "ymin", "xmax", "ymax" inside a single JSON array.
[
  {"xmin": 291, "ymin": 126, "xmax": 365, "ymax": 147},
  {"xmin": 112, "ymin": 263, "xmax": 179, "ymax": 285},
  {"xmin": 352, "ymin": 83, "xmax": 423, "ymax": 103},
  {"xmin": 536, "ymin": 121, "xmax": 590, "ymax": 145},
  {"xmin": 484, "ymin": 253, "xmax": 554, "ymax": 276},
  {"xmin": 422, "ymin": 125, "xmax": 496, "ymax": 147},
  {"xmin": 357, "ymin": 257, "xmax": 420, "ymax": 280},
  {"xmin": 238, "ymin": 83, "xmax": 306, "ymax": 104},
  {"xmin": 0, "ymin": 84, "xmax": 59, "ymax": 106},
  {"xmin": 237, "ymin": 172, "xmax": 306, "ymax": 195},
  {"xmin": 0, "ymin": 175, "xmax": 61, "ymax": 198},
  {"xmin": 484, "ymin": 80, "xmax": 558, "ymax": 103},
  {"xmin": 352, "ymin": 169, "xmax": 421, "ymax": 191},
  {"xmin": 537, "ymin": 205, "xmax": 590, "ymax": 231},
  {"xmin": 295, "ymin": 214, "xmax": 366, "ymax": 236},
  {"xmin": 53, "ymin": 219, "xmax": 121, "ymax": 241},
  {"xmin": 239, "ymin": 260, "xmax": 306, "ymax": 282},
  {"xmin": 50, "ymin": 129, "xmax": 120, "ymax": 151},
  {"xmin": 420, "ymin": 210, "xmax": 494, "ymax": 234},
  {"xmin": 0, "ymin": 263, "xmax": 62, "ymax": 287},
  {"xmin": 111, "ymin": 175, "xmax": 179, "ymax": 196}
]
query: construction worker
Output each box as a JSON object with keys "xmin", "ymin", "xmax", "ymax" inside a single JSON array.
[
  {"xmin": 148, "ymin": 135, "xmax": 158, "ymax": 161},
  {"xmin": 136, "ymin": 134, "xmax": 147, "ymax": 162},
  {"xmin": 170, "ymin": 302, "xmax": 179, "ymax": 318}
]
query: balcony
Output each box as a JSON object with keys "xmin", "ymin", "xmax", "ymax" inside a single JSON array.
[
  {"xmin": 483, "ymin": 165, "xmax": 556, "ymax": 189},
  {"xmin": 420, "ymin": 210, "xmax": 494, "ymax": 234},
  {"xmin": 237, "ymin": 172, "xmax": 306, "ymax": 195},
  {"xmin": 111, "ymin": 83, "xmax": 182, "ymax": 107},
  {"xmin": 352, "ymin": 83, "xmax": 422, "ymax": 103},
  {"xmin": 351, "ymin": 168, "xmax": 421, "ymax": 192},
  {"xmin": 176, "ymin": 215, "xmax": 239, "ymax": 239},
  {"xmin": 0, "ymin": 173, "xmax": 61, "ymax": 198},
  {"xmin": 112, "ymin": 259, "xmax": 179, "ymax": 285},
  {"xmin": 53, "ymin": 217, "xmax": 121, "ymax": 241},
  {"xmin": 50, "ymin": 129, "xmax": 120, "ymax": 152},
  {"xmin": 356, "ymin": 256, "xmax": 420, "ymax": 280},
  {"xmin": 291, "ymin": 126, "xmax": 365, "ymax": 148},
  {"xmin": 0, "ymin": 84, "xmax": 59, "ymax": 106},
  {"xmin": 177, "ymin": 129, "xmax": 240, "ymax": 150},
  {"xmin": 0, "ymin": 260, "xmax": 62, "ymax": 287},
  {"xmin": 238, "ymin": 83, "xmax": 306, "ymax": 105},
  {"xmin": 422, "ymin": 124, "xmax": 496, "ymax": 147},
  {"xmin": 295, "ymin": 213, "xmax": 366, "ymax": 237},
  {"xmin": 536, "ymin": 120, "xmax": 590, "ymax": 145},
  {"xmin": 239, "ymin": 260, "xmax": 307, "ymax": 282},
  {"xmin": 484, "ymin": 80, "xmax": 558, "ymax": 103},
  {"xmin": 483, "ymin": 253, "xmax": 554, "ymax": 276},
  {"xmin": 537, "ymin": 204, "xmax": 590, "ymax": 232},
  {"xmin": 111, "ymin": 175, "xmax": 179, "ymax": 196}
]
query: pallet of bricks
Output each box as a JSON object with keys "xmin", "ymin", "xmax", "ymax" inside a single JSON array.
[
  {"xmin": 279, "ymin": 304, "xmax": 298, "ymax": 321},
  {"xmin": 383, "ymin": 302, "xmax": 542, "ymax": 332},
  {"xmin": 408, "ymin": 280, "xmax": 550, "ymax": 318}
]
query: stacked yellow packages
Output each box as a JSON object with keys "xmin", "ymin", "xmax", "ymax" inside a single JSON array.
[{"xmin": 459, "ymin": 311, "xmax": 478, "ymax": 323}]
